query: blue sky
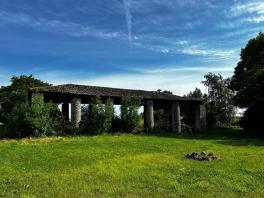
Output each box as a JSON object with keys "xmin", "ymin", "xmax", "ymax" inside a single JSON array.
[{"xmin": 0, "ymin": 0, "xmax": 263, "ymax": 95}]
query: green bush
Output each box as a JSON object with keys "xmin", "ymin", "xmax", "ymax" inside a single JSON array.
[
  {"xmin": 7, "ymin": 102, "xmax": 31, "ymax": 138},
  {"xmin": 50, "ymin": 109, "xmax": 71, "ymax": 135},
  {"xmin": 103, "ymin": 99, "xmax": 114, "ymax": 133},
  {"xmin": 120, "ymin": 97, "xmax": 142, "ymax": 133},
  {"xmin": 7, "ymin": 95, "xmax": 56, "ymax": 137},
  {"xmin": 28, "ymin": 96, "xmax": 57, "ymax": 136},
  {"xmin": 80, "ymin": 97, "xmax": 114, "ymax": 134},
  {"xmin": 112, "ymin": 115, "xmax": 122, "ymax": 133}
]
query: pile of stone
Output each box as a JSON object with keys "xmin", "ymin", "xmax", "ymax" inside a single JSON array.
[{"xmin": 185, "ymin": 151, "xmax": 219, "ymax": 161}]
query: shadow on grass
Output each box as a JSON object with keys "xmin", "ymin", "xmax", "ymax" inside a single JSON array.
[{"xmin": 144, "ymin": 127, "xmax": 264, "ymax": 147}]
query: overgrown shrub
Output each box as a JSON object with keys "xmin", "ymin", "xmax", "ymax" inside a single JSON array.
[
  {"xmin": 120, "ymin": 97, "xmax": 142, "ymax": 133},
  {"xmin": 27, "ymin": 96, "xmax": 56, "ymax": 136},
  {"xmin": 7, "ymin": 102, "xmax": 32, "ymax": 138},
  {"xmin": 50, "ymin": 109, "xmax": 71, "ymax": 135},
  {"xmin": 7, "ymin": 95, "xmax": 56, "ymax": 137},
  {"xmin": 103, "ymin": 99, "xmax": 114, "ymax": 133},
  {"xmin": 80, "ymin": 97, "xmax": 114, "ymax": 134},
  {"xmin": 112, "ymin": 115, "xmax": 122, "ymax": 133},
  {"xmin": 0, "ymin": 125, "xmax": 9, "ymax": 139}
]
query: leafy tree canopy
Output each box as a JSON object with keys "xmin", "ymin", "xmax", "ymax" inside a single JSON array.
[
  {"xmin": 202, "ymin": 73, "xmax": 236, "ymax": 125},
  {"xmin": 186, "ymin": 73, "xmax": 235, "ymax": 126},
  {"xmin": 230, "ymin": 33, "xmax": 264, "ymax": 132},
  {"xmin": 230, "ymin": 32, "xmax": 264, "ymax": 108},
  {"xmin": 184, "ymin": 87, "xmax": 204, "ymax": 99},
  {"xmin": 0, "ymin": 75, "xmax": 50, "ymax": 123}
]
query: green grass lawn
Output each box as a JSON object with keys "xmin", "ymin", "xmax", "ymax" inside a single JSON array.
[{"xmin": 0, "ymin": 128, "xmax": 264, "ymax": 197}]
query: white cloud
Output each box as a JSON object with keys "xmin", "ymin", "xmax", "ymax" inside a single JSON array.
[
  {"xmin": 242, "ymin": 15, "xmax": 264, "ymax": 23},
  {"xmin": 180, "ymin": 46, "xmax": 236, "ymax": 58},
  {"xmin": 133, "ymin": 35, "xmax": 237, "ymax": 60},
  {"xmin": 161, "ymin": 48, "xmax": 170, "ymax": 54},
  {"xmin": 132, "ymin": 66, "xmax": 234, "ymax": 74},
  {"xmin": 226, "ymin": 1, "xmax": 264, "ymax": 25},
  {"xmin": 230, "ymin": 1, "xmax": 264, "ymax": 16},
  {"xmin": 175, "ymin": 40, "xmax": 189, "ymax": 45}
]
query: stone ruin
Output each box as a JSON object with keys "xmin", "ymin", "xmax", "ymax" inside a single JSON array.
[
  {"xmin": 29, "ymin": 84, "xmax": 207, "ymax": 132},
  {"xmin": 186, "ymin": 151, "xmax": 219, "ymax": 161}
]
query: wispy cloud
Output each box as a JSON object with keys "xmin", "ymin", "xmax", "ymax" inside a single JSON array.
[
  {"xmin": 132, "ymin": 66, "xmax": 234, "ymax": 74},
  {"xmin": 0, "ymin": 10, "xmax": 126, "ymax": 40},
  {"xmin": 123, "ymin": 0, "xmax": 133, "ymax": 47},
  {"xmin": 230, "ymin": 1, "xmax": 264, "ymax": 16},
  {"xmin": 241, "ymin": 15, "xmax": 264, "ymax": 23},
  {"xmin": 134, "ymin": 36, "xmax": 237, "ymax": 60},
  {"xmin": 226, "ymin": 1, "xmax": 264, "ymax": 25},
  {"xmin": 180, "ymin": 46, "xmax": 236, "ymax": 58}
]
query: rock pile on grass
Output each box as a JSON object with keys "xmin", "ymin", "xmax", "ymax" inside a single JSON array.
[{"xmin": 186, "ymin": 152, "xmax": 219, "ymax": 161}]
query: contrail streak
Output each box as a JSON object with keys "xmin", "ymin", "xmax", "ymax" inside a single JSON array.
[{"xmin": 123, "ymin": 0, "xmax": 132, "ymax": 48}]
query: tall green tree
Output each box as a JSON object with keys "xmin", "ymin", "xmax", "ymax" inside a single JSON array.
[
  {"xmin": 0, "ymin": 75, "xmax": 50, "ymax": 124},
  {"xmin": 202, "ymin": 73, "xmax": 236, "ymax": 126},
  {"xmin": 230, "ymin": 33, "xmax": 264, "ymax": 132}
]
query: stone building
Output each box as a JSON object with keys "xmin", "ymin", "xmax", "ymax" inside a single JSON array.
[{"xmin": 29, "ymin": 84, "xmax": 206, "ymax": 133}]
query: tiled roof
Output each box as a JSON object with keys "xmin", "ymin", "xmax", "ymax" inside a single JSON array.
[{"xmin": 30, "ymin": 84, "xmax": 201, "ymax": 102}]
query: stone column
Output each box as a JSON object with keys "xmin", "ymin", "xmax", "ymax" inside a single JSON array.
[
  {"xmin": 194, "ymin": 104, "xmax": 207, "ymax": 132},
  {"xmin": 71, "ymin": 98, "xmax": 81, "ymax": 128},
  {"xmin": 62, "ymin": 103, "xmax": 69, "ymax": 121},
  {"xmin": 172, "ymin": 101, "xmax": 181, "ymax": 133},
  {"xmin": 200, "ymin": 104, "xmax": 207, "ymax": 132},
  {"xmin": 194, "ymin": 104, "xmax": 201, "ymax": 131},
  {"xmin": 144, "ymin": 100, "xmax": 154, "ymax": 130}
]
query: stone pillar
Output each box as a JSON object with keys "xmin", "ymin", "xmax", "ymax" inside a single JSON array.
[
  {"xmin": 194, "ymin": 104, "xmax": 201, "ymax": 131},
  {"xmin": 200, "ymin": 104, "xmax": 207, "ymax": 132},
  {"xmin": 144, "ymin": 100, "xmax": 154, "ymax": 130},
  {"xmin": 172, "ymin": 102, "xmax": 181, "ymax": 133},
  {"xmin": 71, "ymin": 98, "xmax": 81, "ymax": 128},
  {"xmin": 194, "ymin": 104, "xmax": 207, "ymax": 132},
  {"xmin": 62, "ymin": 103, "xmax": 69, "ymax": 121}
]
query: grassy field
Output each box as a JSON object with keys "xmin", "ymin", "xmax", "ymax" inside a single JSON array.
[{"xmin": 0, "ymin": 128, "xmax": 264, "ymax": 197}]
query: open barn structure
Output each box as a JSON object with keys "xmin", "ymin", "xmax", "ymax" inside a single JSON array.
[{"xmin": 29, "ymin": 84, "xmax": 206, "ymax": 133}]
